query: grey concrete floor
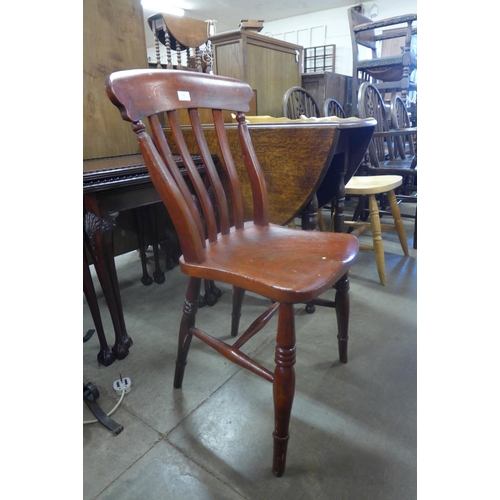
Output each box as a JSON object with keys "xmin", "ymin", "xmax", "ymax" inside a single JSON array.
[{"xmin": 83, "ymin": 201, "xmax": 417, "ymax": 500}]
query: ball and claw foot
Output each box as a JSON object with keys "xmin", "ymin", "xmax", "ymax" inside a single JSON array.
[
  {"xmin": 97, "ymin": 348, "xmax": 116, "ymax": 367},
  {"xmin": 112, "ymin": 336, "xmax": 133, "ymax": 360},
  {"xmin": 153, "ymin": 271, "xmax": 165, "ymax": 284}
]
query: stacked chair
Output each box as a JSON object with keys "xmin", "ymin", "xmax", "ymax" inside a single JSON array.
[{"xmin": 347, "ymin": 6, "xmax": 417, "ymax": 116}]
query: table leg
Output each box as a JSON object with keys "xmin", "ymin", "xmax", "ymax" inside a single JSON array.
[
  {"xmin": 84, "ymin": 197, "xmax": 133, "ymax": 360},
  {"xmin": 83, "ymin": 248, "xmax": 115, "ymax": 366}
]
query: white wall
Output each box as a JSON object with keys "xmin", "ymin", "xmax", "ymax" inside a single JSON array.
[{"xmin": 262, "ymin": 0, "xmax": 417, "ymax": 76}]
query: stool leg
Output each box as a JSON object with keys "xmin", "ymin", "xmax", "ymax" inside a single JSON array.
[
  {"xmin": 387, "ymin": 190, "xmax": 409, "ymax": 256},
  {"xmin": 368, "ymin": 194, "xmax": 386, "ymax": 285}
]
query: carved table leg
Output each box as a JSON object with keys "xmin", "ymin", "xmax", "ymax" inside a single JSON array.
[
  {"xmin": 83, "ymin": 248, "xmax": 115, "ymax": 366},
  {"xmin": 84, "ymin": 197, "xmax": 133, "ymax": 360},
  {"xmin": 300, "ymin": 193, "xmax": 319, "ymax": 231},
  {"xmin": 148, "ymin": 204, "xmax": 165, "ymax": 284},
  {"xmin": 135, "ymin": 207, "xmax": 153, "ymax": 286}
]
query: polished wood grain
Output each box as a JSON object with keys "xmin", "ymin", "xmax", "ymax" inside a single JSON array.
[
  {"xmin": 83, "ymin": 0, "xmax": 148, "ymax": 159},
  {"xmin": 106, "ymin": 69, "xmax": 362, "ymax": 477},
  {"xmin": 166, "ymin": 123, "xmax": 341, "ymax": 226}
]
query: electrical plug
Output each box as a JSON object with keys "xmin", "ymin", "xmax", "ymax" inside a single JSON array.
[{"xmin": 113, "ymin": 374, "xmax": 131, "ymax": 395}]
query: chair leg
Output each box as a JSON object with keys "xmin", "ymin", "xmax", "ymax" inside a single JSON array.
[
  {"xmin": 333, "ymin": 272, "xmax": 350, "ymax": 363},
  {"xmin": 413, "ymin": 207, "xmax": 417, "ymax": 249},
  {"xmin": 231, "ymin": 286, "xmax": 246, "ymax": 337},
  {"xmin": 272, "ymin": 303, "xmax": 296, "ymax": 477},
  {"xmin": 174, "ymin": 277, "xmax": 202, "ymax": 389},
  {"xmin": 387, "ymin": 190, "xmax": 409, "ymax": 256},
  {"xmin": 368, "ymin": 194, "xmax": 386, "ymax": 285}
]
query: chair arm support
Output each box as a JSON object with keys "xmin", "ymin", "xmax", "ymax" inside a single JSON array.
[
  {"xmin": 374, "ymin": 27, "xmax": 417, "ymax": 41},
  {"xmin": 373, "ymin": 127, "xmax": 417, "ymax": 139},
  {"xmin": 353, "ymin": 14, "xmax": 417, "ymax": 33}
]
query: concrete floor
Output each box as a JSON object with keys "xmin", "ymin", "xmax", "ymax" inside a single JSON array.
[{"xmin": 83, "ymin": 201, "xmax": 417, "ymax": 500}]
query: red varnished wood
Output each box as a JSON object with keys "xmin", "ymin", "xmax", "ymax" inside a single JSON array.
[
  {"xmin": 179, "ymin": 222, "xmax": 358, "ymax": 304},
  {"xmin": 106, "ymin": 69, "xmax": 360, "ymax": 477}
]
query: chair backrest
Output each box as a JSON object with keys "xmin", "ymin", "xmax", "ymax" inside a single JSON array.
[
  {"xmin": 105, "ymin": 69, "xmax": 268, "ymax": 265},
  {"xmin": 283, "ymin": 86, "xmax": 321, "ymax": 119},
  {"xmin": 347, "ymin": 7, "xmax": 378, "ymax": 56},
  {"xmin": 390, "ymin": 94, "xmax": 415, "ymax": 158},
  {"xmin": 323, "ymin": 98, "xmax": 346, "ymax": 118},
  {"xmin": 358, "ymin": 82, "xmax": 394, "ymax": 167}
]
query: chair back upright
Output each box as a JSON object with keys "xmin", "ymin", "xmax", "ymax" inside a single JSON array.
[
  {"xmin": 358, "ymin": 82, "xmax": 395, "ymax": 168},
  {"xmin": 323, "ymin": 98, "xmax": 346, "ymax": 118},
  {"xmin": 348, "ymin": 8, "xmax": 378, "ymax": 58},
  {"xmin": 105, "ymin": 69, "xmax": 268, "ymax": 265},
  {"xmin": 283, "ymin": 86, "xmax": 321, "ymax": 119},
  {"xmin": 390, "ymin": 94, "xmax": 416, "ymax": 158}
]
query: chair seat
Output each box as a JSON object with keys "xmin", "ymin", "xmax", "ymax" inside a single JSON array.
[
  {"xmin": 346, "ymin": 175, "xmax": 403, "ymax": 195},
  {"xmin": 180, "ymin": 222, "xmax": 359, "ymax": 304},
  {"xmin": 361, "ymin": 156, "xmax": 417, "ymax": 176},
  {"xmin": 358, "ymin": 53, "xmax": 417, "ymax": 82}
]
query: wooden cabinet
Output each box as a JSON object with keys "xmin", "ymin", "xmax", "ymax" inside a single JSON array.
[
  {"xmin": 210, "ymin": 30, "xmax": 303, "ymax": 118},
  {"xmin": 83, "ymin": 0, "xmax": 149, "ymax": 160},
  {"xmin": 301, "ymin": 72, "xmax": 353, "ymax": 116}
]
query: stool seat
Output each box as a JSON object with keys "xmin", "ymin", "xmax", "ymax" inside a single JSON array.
[{"xmin": 346, "ymin": 175, "xmax": 403, "ymax": 194}]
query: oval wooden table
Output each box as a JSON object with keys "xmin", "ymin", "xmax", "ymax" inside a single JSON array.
[{"xmin": 83, "ymin": 117, "xmax": 376, "ymax": 364}]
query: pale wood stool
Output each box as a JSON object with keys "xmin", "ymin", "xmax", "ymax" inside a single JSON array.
[{"xmin": 343, "ymin": 175, "xmax": 409, "ymax": 285}]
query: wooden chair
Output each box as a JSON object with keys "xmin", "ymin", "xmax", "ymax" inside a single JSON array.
[
  {"xmin": 323, "ymin": 98, "xmax": 346, "ymax": 118},
  {"xmin": 347, "ymin": 6, "xmax": 417, "ymax": 116},
  {"xmin": 357, "ymin": 82, "xmax": 417, "ymax": 186},
  {"xmin": 390, "ymin": 94, "xmax": 417, "ymax": 248},
  {"xmin": 106, "ymin": 69, "xmax": 360, "ymax": 477},
  {"xmin": 283, "ymin": 86, "xmax": 321, "ymax": 119},
  {"xmin": 390, "ymin": 94, "xmax": 415, "ymax": 158}
]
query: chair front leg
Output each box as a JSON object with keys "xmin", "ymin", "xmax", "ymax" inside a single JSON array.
[
  {"xmin": 174, "ymin": 277, "xmax": 202, "ymax": 389},
  {"xmin": 334, "ymin": 272, "xmax": 350, "ymax": 363},
  {"xmin": 272, "ymin": 303, "xmax": 296, "ymax": 477}
]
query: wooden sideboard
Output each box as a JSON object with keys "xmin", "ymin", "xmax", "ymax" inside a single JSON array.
[{"xmin": 210, "ymin": 29, "xmax": 303, "ymax": 117}]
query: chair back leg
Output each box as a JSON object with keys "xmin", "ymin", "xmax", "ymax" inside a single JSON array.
[{"xmin": 334, "ymin": 273, "xmax": 351, "ymax": 363}]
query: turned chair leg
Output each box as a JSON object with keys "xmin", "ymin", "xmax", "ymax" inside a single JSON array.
[
  {"xmin": 334, "ymin": 272, "xmax": 350, "ymax": 364},
  {"xmin": 174, "ymin": 277, "xmax": 202, "ymax": 389},
  {"xmin": 368, "ymin": 194, "xmax": 386, "ymax": 285},
  {"xmin": 387, "ymin": 189, "xmax": 409, "ymax": 256},
  {"xmin": 231, "ymin": 286, "xmax": 246, "ymax": 337},
  {"xmin": 272, "ymin": 303, "xmax": 296, "ymax": 477}
]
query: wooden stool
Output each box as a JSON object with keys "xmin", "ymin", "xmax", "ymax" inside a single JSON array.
[{"xmin": 344, "ymin": 175, "xmax": 409, "ymax": 285}]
